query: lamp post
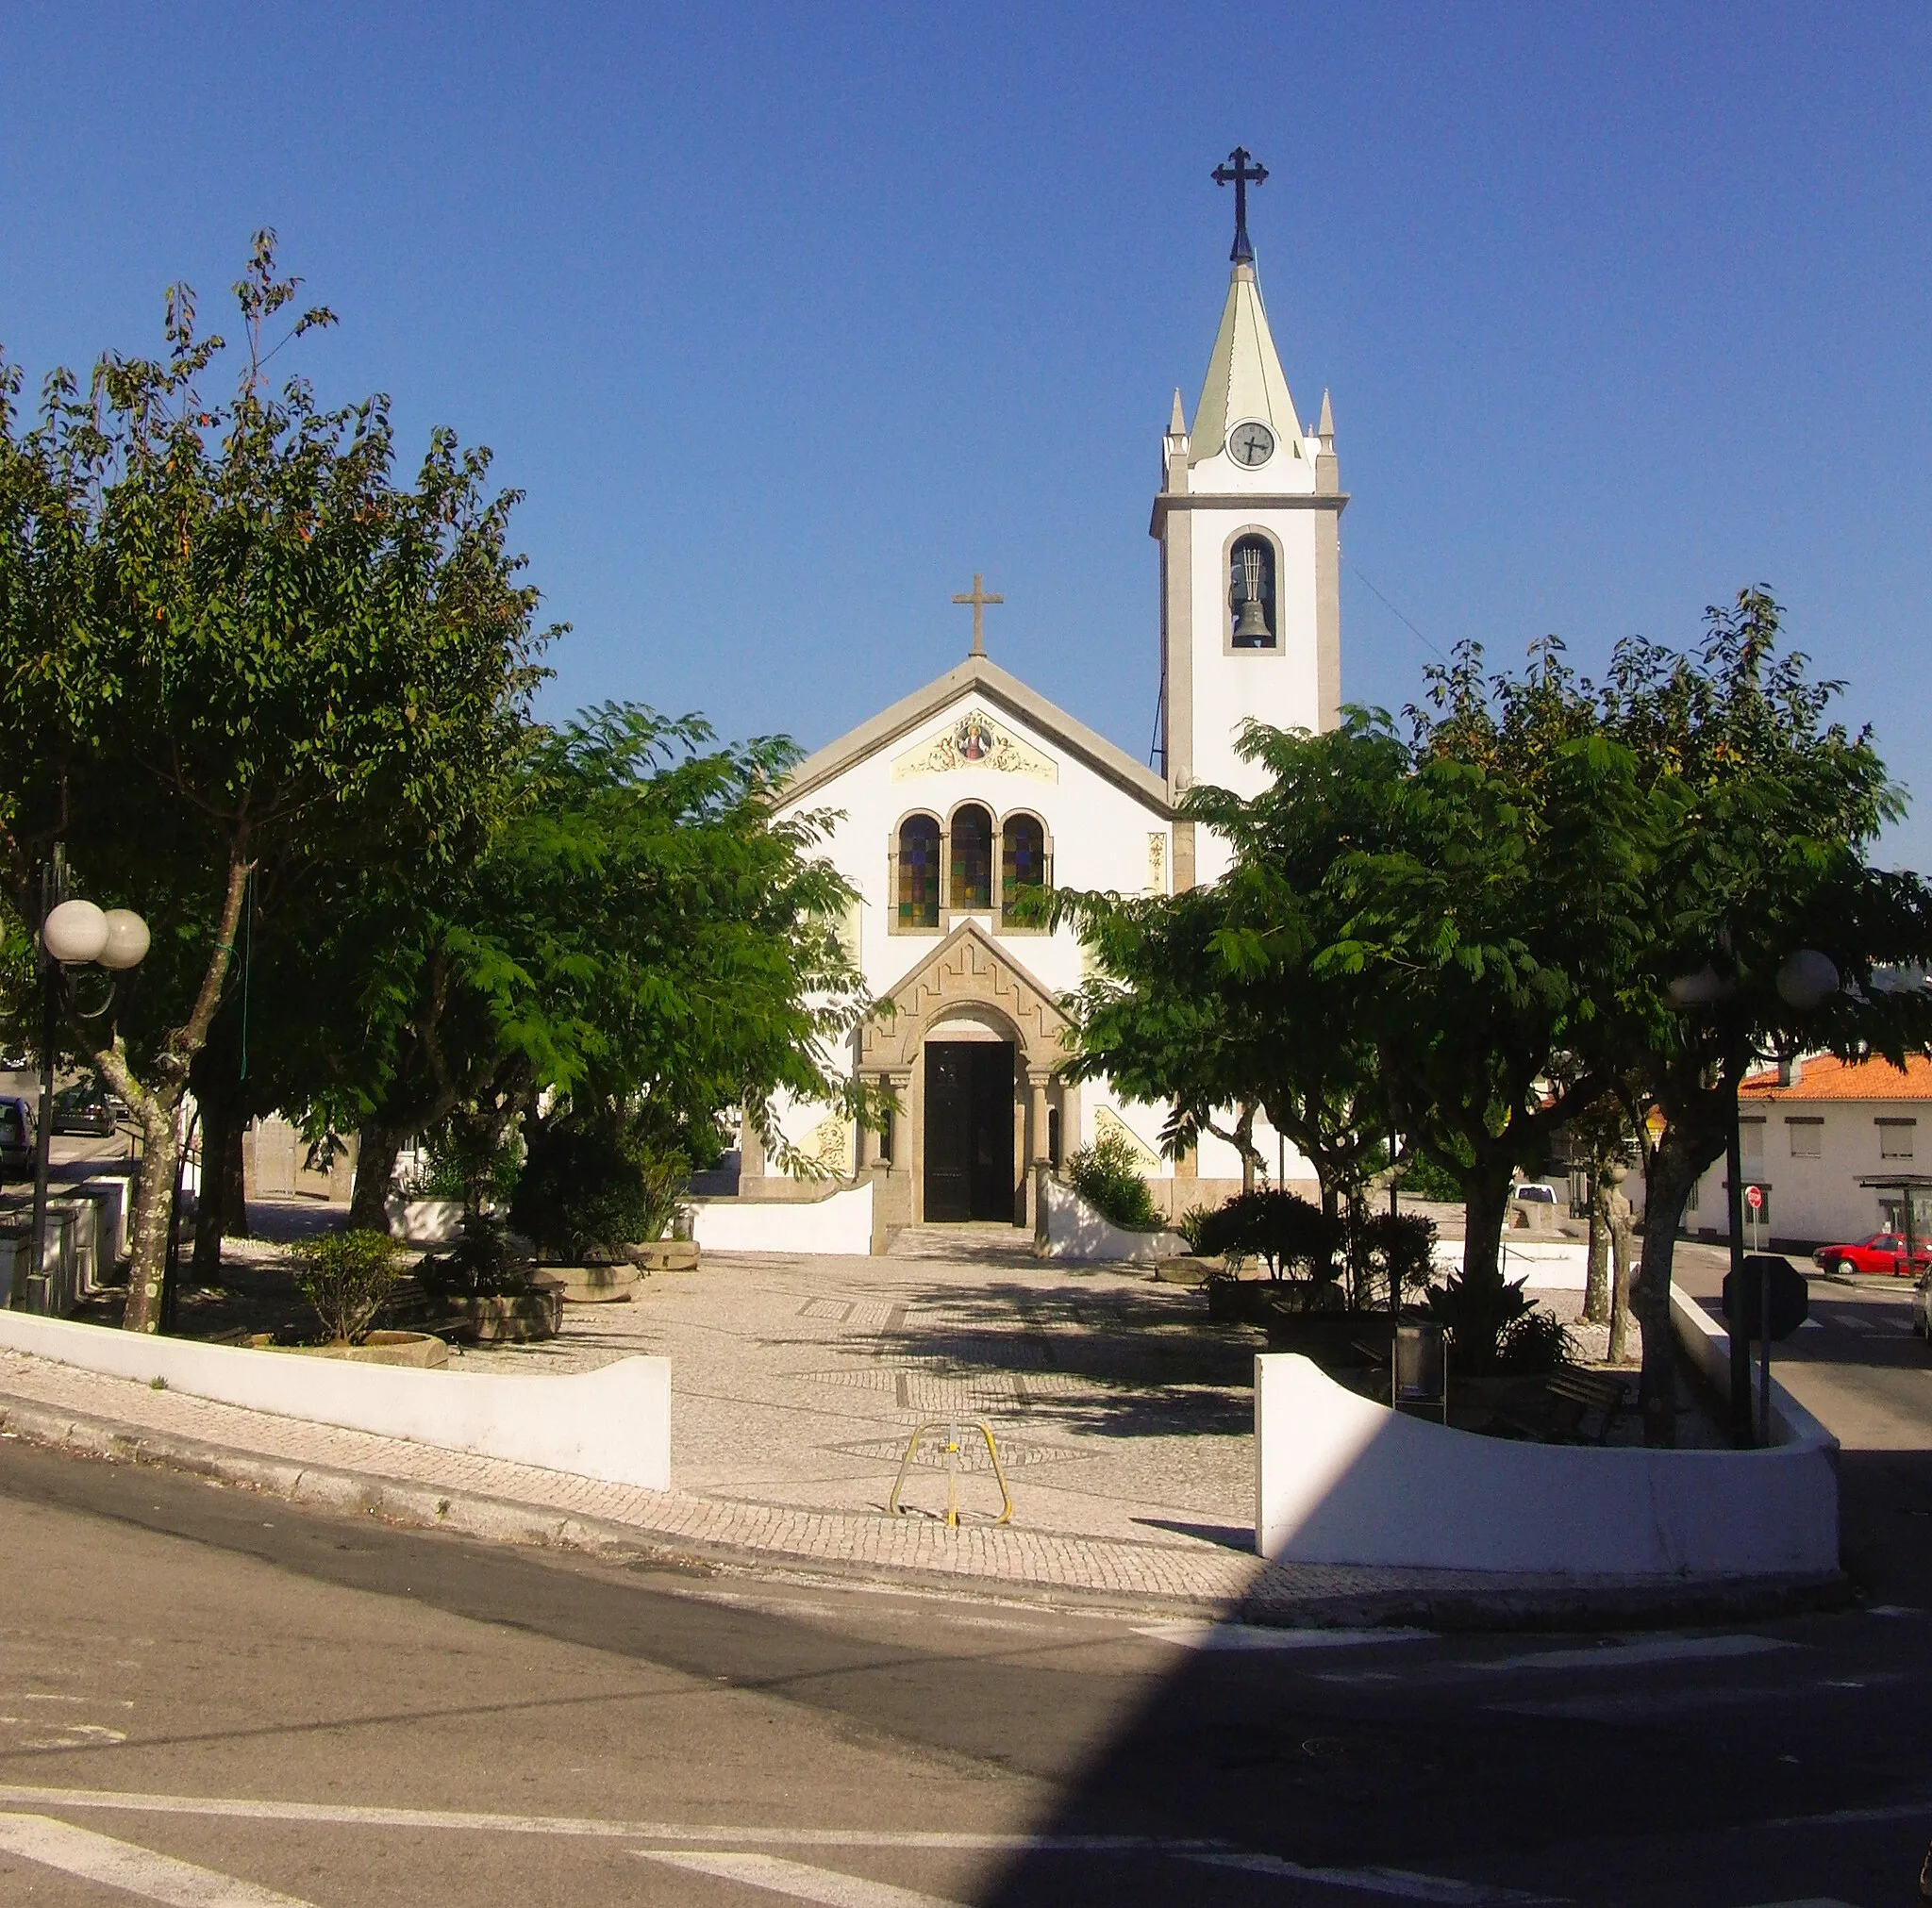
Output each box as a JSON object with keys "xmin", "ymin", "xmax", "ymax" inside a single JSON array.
[
  {"xmin": 17, "ymin": 846, "xmax": 149, "ymax": 1313},
  {"xmin": 1667, "ymin": 948, "xmax": 1838, "ymax": 1446}
]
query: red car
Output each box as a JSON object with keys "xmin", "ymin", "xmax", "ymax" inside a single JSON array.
[{"xmin": 1813, "ymin": 1231, "xmax": 1932, "ymax": 1277}]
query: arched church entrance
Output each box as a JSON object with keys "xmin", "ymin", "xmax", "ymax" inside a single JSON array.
[
  {"xmin": 858, "ymin": 923, "xmax": 1071, "ymax": 1236},
  {"xmin": 923, "ymin": 1033, "xmax": 1016, "ymax": 1222}
]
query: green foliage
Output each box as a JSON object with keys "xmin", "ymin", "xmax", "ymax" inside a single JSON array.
[
  {"xmin": 291, "ymin": 1229, "xmax": 404, "ymax": 1345},
  {"xmin": 1392, "ymin": 1151, "xmax": 1463, "ymax": 1203},
  {"xmin": 330, "ymin": 703, "xmax": 879, "ymax": 1229},
  {"xmin": 0, "ymin": 235, "xmax": 546, "ymax": 1328},
  {"xmin": 1196, "ymin": 1189, "xmax": 1341, "ymax": 1282},
  {"xmin": 418, "ymin": 1213, "xmax": 540, "ymax": 1299},
  {"xmin": 1345, "ymin": 1208, "xmax": 1439, "ymax": 1312},
  {"xmin": 1066, "ymin": 1131, "xmax": 1158, "ymax": 1231},
  {"xmin": 1175, "ymin": 1203, "xmax": 1215, "ymax": 1253},
  {"xmin": 508, "ymin": 1118, "xmax": 686, "ymax": 1261},
  {"xmin": 1424, "ymin": 1268, "xmax": 1570, "ymax": 1373}
]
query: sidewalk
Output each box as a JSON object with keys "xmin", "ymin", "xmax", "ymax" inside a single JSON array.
[{"xmin": 0, "ymin": 1236, "xmax": 1846, "ymax": 1628}]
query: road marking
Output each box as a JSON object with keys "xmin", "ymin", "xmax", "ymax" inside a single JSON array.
[
  {"xmin": 0, "ymin": 1783, "xmax": 1215, "ymax": 1851},
  {"xmin": 0, "ymin": 1811, "xmax": 314, "ymax": 1904},
  {"xmin": 1316, "ymin": 1633, "xmax": 1792, "ymax": 1684},
  {"xmin": 1136, "ymin": 1622, "xmax": 1433, "ymax": 1651},
  {"xmin": 636, "ymin": 1850, "xmax": 965, "ymax": 1906},
  {"xmin": 1184, "ymin": 1850, "xmax": 1560, "ymax": 1902},
  {"xmin": 1468, "ymin": 1634, "xmax": 1791, "ymax": 1673}
]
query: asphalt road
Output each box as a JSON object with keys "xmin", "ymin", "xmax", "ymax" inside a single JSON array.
[
  {"xmin": 1, "ymin": 1435, "xmax": 1929, "ymax": 1908},
  {"xmin": 1672, "ymin": 1237, "xmax": 1932, "ymax": 1605}
]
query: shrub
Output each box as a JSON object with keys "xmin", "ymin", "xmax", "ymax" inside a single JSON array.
[
  {"xmin": 1176, "ymin": 1203, "xmax": 1215, "ymax": 1254},
  {"xmin": 510, "ymin": 1120, "xmax": 666, "ymax": 1263},
  {"xmin": 1424, "ymin": 1268, "xmax": 1569, "ymax": 1373},
  {"xmin": 1196, "ymin": 1189, "xmax": 1342, "ymax": 1283},
  {"xmin": 1345, "ymin": 1208, "xmax": 1438, "ymax": 1310},
  {"xmin": 418, "ymin": 1214, "xmax": 539, "ymax": 1298},
  {"xmin": 292, "ymin": 1230, "xmax": 404, "ymax": 1345},
  {"xmin": 1393, "ymin": 1149, "xmax": 1463, "ymax": 1203},
  {"xmin": 1066, "ymin": 1131, "xmax": 1159, "ymax": 1231}
]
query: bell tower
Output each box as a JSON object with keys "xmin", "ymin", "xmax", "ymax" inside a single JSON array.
[{"xmin": 1154, "ymin": 148, "xmax": 1344, "ymax": 888}]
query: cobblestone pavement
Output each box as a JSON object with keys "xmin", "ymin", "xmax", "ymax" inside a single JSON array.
[{"xmin": 0, "ymin": 1225, "xmax": 1767, "ymax": 1617}]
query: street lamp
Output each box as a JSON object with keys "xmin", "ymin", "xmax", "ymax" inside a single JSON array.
[
  {"xmin": 1668, "ymin": 947, "xmax": 1839, "ymax": 1446},
  {"xmin": 15, "ymin": 849, "xmax": 148, "ymax": 1314}
]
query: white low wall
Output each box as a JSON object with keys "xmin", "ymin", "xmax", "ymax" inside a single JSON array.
[
  {"xmin": 691, "ymin": 1180, "xmax": 874, "ymax": 1255},
  {"xmin": 1429, "ymin": 1237, "xmax": 1590, "ymax": 1290},
  {"xmin": 1039, "ymin": 1175, "xmax": 1184, "ymax": 1264},
  {"xmin": 387, "ymin": 1197, "xmax": 465, "ymax": 1245},
  {"xmin": 0, "ymin": 1311, "xmax": 670, "ymax": 1492},
  {"xmin": 1669, "ymin": 1279, "xmax": 1840, "ymax": 1449},
  {"xmin": 1255, "ymin": 1352, "xmax": 1838, "ymax": 1578}
]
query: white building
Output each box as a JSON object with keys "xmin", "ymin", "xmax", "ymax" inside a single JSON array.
[
  {"xmin": 1688, "ymin": 1054, "xmax": 1932, "ymax": 1248},
  {"xmin": 732, "ymin": 166, "xmax": 1345, "ymax": 1249}
]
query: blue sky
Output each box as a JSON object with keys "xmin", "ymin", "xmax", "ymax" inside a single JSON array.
[{"xmin": 5, "ymin": 4, "xmax": 1929, "ymax": 864}]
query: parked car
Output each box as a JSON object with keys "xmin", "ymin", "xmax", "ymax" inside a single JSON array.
[
  {"xmin": 0, "ymin": 1095, "xmax": 32, "ymax": 1178},
  {"xmin": 1512, "ymin": 1182, "xmax": 1560, "ymax": 1205},
  {"xmin": 51, "ymin": 1081, "xmax": 115, "ymax": 1137},
  {"xmin": 1813, "ymin": 1231, "xmax": 1932, "ymax": 1278}
]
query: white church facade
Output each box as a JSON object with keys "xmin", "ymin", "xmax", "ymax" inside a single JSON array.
[{"xmin": 732, "ymin": 158, "xmax": 1346, "ymax": 1250}]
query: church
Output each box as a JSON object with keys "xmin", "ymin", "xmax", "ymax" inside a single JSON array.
[{"xmin": 724, "ymin": 154, "xmax": 1345, "ymax": 1253}]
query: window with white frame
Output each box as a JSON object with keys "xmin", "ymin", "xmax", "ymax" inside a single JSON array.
[
  {"xmin": 1787, "ymin": 1117, "xmax": 1823, "ymax": 1159},
  {"xmin": 1878, "ymin": 1118, "xmax": 1916, "ymax": 1161}
]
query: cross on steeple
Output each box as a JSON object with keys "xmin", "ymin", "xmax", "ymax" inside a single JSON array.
[
  {"xmin": 1211, "ymin": 146, "xmax": 1268, "ymax": 264},
  {"xmin": 951, "ymin": 572, "xmax": 1003, "ymax": 657}
]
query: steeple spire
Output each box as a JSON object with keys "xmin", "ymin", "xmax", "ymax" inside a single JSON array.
[{"xmin": 1211, "ymin": 147, "xmax": 1268, "ymax": 264}]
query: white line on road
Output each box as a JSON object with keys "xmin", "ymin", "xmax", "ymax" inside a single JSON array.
[
  {"xmin": 1474, "ymin": 1634, "xmax": 1794, "ymax": 1673},
  {"xmin": 1183, "ymin": 1850, "xmax": 1562, "ymax": 1903},
  {"xmin": 0, "ymin": 1783, "xmax": 1212, "ymax": 1852},
  {"xmin": 1135, "ymin": 1622, "xmax": 1434, "ymax": 1651},
  {"xmin": 0, "ymin": 1811, "xmax": 315, "ymax": 1905},
  {"xmin": 635, "ymin": 1850, "xmax": 966, "ymax": 1906}
]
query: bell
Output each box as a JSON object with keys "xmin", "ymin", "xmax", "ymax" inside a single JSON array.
[{"xmin": 1232, "ymin": 593, "xmax": 1272, "ymax": 643}]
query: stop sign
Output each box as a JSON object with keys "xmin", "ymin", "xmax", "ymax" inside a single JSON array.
[
  {"xmin": 1724, "ymin": 1254, "xmax": 1809, "ymax": 1341},
  {"xmin": 1745, "ymin": 1185, "xmax": 1763, "ymax": 1212}
]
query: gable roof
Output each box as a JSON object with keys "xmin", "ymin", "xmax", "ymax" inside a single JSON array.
[
  {"xmin": 1740, "ymin": 1054, "xmax": 1932, "ymax": 1103},
  {"xmin": 781, "ymin": 653, "xmax": 1172, "ymax": 814}
]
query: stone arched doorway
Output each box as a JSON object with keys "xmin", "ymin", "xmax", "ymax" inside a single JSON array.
[{"xmin": 858, "ymin": 923, "xmax": 1071, "ymax": 1236}]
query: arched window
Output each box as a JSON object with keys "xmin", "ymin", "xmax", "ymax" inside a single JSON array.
[
  {"xmin": 1001, "ymin": 813, "xmax": 1046, "ymax": 927},
  {"xmin": 950, "ymin": 804, "xmax": 993, "ymax": 911},
  {"xmin": 1228, "ymin": 534, "xmax": 1277, "ymax": 648},
  {"xmin": 897, "ymin": 815, "xmax": 941, "ymax": 929}
]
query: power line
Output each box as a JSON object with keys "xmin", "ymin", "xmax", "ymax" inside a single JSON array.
[{"xmin": 1346, "ymin": 557, "xmax": 1451, "ymax": 665}]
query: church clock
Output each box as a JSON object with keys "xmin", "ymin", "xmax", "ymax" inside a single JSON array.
[{"xmin": 1228, "ymin": 420, "xmax": 1274, "ymax": 468}]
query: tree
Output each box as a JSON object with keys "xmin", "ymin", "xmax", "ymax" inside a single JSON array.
[
  {"xmin": 1582, "ymin": 590, "xmax": 1932, "ymax": 1442},
  {"xmin": 0, "ymin": 235, "xmax": 544, "ymax": 1329},
  {"xmin": 327, "ymin": 705, "xmax": 878, "ymax": 1229}
]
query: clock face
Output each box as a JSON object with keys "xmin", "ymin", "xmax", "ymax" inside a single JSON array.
[{"xmin": 1229, "ymin": 421, "xmax": 1275, "ymax": 469}]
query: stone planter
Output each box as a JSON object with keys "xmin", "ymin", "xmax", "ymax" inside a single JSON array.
[
  {"xmin": 626, "ymin": 1239, "xmax": 699, "ymax": 1273},
  {"xmin": 1154, "ymin": 1254, "xmax": 1218, "ymax": 1286},
  {"xmin": 546, "ymin": 1262, "xmax": 642, "ymax": 1303},
  {"xmin": 446, "ymin": 1286, "xmax": 563, "ymax": 1345},
  {"xmin": 249, "ymin": 1330, "xmax": 450, "ymax": 1369}
]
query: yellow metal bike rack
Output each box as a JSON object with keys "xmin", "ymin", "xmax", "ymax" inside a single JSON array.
[{"xmin": 888, "ymin": 1418, "xmax": 1013, "ymax": 1528}]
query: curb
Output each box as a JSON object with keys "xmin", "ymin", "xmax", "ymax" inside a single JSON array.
[{"xmin": 0, "ymin": 1391, "xmax": 1854, "ymax": 1632}]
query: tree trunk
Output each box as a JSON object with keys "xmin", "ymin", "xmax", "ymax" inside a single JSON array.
[
  {"xmin": 1583, "ymin": 1173, "xmax": 1610, "ymax": 1323},
  {"xmin": 121, "ymin": 1096, "xmax": 180, "ymax": 1335},
  {"xmin": 1633, "ymin": 1135, "xmax": 1702, "ymax": 1447},
  {"xmin": 1460, "ymin": 1158, "xmax": 1514, "ymax": 1287},
  {"xmin": 349, "ymin": 1118, "xmax": 406, "ymax": 1232},
  {"xmin": 191, "ymin": 1101, "xmax": 251, "ymax": 1281},
  {"xmin": 1607, "ymin": 1200, "xmax": 1634, "ymax": 1364},
  {"xmin": 191, "ymin": 1101, "xmax": 228, "ymax": 1284}
]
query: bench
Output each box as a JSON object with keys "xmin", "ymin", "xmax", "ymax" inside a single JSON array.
[{"xmin": 1543, "ymin": 1367, "xmax": 1626, "ymax": 1444}]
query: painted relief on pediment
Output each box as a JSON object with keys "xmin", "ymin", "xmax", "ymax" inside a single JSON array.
[{"xmin": 891, "ymin": 710, "xmax": 1057, "ymax": 783}]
